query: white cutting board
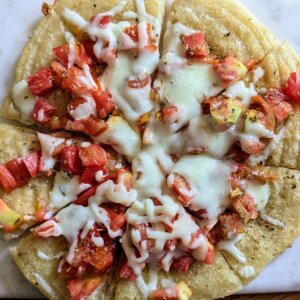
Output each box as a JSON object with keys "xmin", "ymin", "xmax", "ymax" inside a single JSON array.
[{"xmin": 0, "ymin": 0, "xmax": 300, "ymax": 297}]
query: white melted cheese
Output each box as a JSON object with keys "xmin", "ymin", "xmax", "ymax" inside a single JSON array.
[
  {"xmin": 93, "ymin": 116, "xmax": 141, "ymax": 160},
  {"xmin": 34, "ymin": 273, "xmax": 53, "ymax": 295},
  {"xmin": 217, "ymin": 233, "xmax": 247, "ymax": 263},
  {"xmin": 253, "ymin": 67, "xmax": 265, "ymax": 83},
  {"xmin": 69, "ymin": 96, "xmax": 97, "ymax": 120},
  {"xmin": 37, "ymin": 250, "xmax": 65, "ymax": 261},
  {"xmin": 50, "ymin": 172, "xmax": 90, "ymax": 209},
  {"xmin": 245, "ymin": 181, "xmax": 270, "ymax": 212},
  {"xmin": 12, "ymin": 80, "xmax": 36, "ymax": 124},
  {"xmin": 168, "ymin": 155, "xmax": 231, "ymax": 219},
  {"xmin": 65, "ymin": 31, "xmax": 76, "ymax": 68},
  {"xmin": 239, "ymin": 265, "xmax": 255, "ymax": 278},
  {"xmin": 244, "ymin": 119, "xmax": 274, "ymax": 139}
]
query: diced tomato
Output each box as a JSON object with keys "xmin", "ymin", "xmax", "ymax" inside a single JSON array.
[
  {"xmin": 90, "ymin": 15, "xmax": 112, "ymax": 28},
  {"xmin": 219, "ymin": 212, "xmax": 244, "ymax": 238},
  {"xmin": 66, "ymin": 276, "xmax": 101, "ymax": 300},
  {"xmin": 58, "ymin": 260, "xmax": 88, "ymax": 278},
  {"xmin": 101, "ymin": 204, "xmax": 126, "ymax": 231},
  {"xmin": 127, "ymin": 76, "xmax": 150, "ymax": 89},
  {"xmin": 6, "ymin": 159, "xmax": 31, "ymax": 187},
  {"xmin": 265, "ymin": 88, "xmax": 294, "ymax": 122},
  {"xmin": 75, "ymin": 43, "xmax": 94, "ymax": 67},
  {"xmin": 119, "ymin": 258, "xmax": 136, "ymax": 281},
  {"xmin": 283, "ymin": 72, "xmax": 300, "ymax": 103},
  {"xmin": 203, "ymin": 242, "xmax": 216, "ymax": 265},
  {"xmin": 53, "ymin": 44, "xmax": 69, "ymax": 67},
  {"xmin": 181, "ymin": 32, "xmax": 209, "ymax": 58},
  {"xmin": 74, "ymin": 184, "xmax": 99, "ymax": 206},
  {"xmin": 51, "ymin": 61, "xmax": 67, "ymax": 86},
  {"xmin": 80, "ymin": 166, "xmax": 104, "ymax": 184},
  {"xmin": 27, "ymin": 67, "xmax": 55, "ymax": 96},
  {"xmin": 171, "ymin": 255, "xmax": 193, "ymax": 273},
  {"xmin": 116, "ymin": 168, "xmax": 132, "ymax": 191},
  {"xmin": 164, "ymin": 239, "xmax": 177, "ymax": 251},
  {"xmin": 23, "ymin": 152, "xmax": 40, "ymax": 178},
  {"xmin": 82, "ymin": 39, "xmax": 97, "ymax": 62},
  {"xmin": 161, "ymin": 105, "xmax": 178, "ymax": 124},
  {"xmin": 79, "ymin": 144, "xmax": 108, "ymax": 167},
  {"xmin": 73, "ymin": 227, "xmax": 116, "ymax": 272},
  {"xmin": 149, "ymin": 282, "xmax": 192, "ymax": 300},
  {"xmin": 92, "ymin": 90, "xmax": 115, "ymax": 119},
  {"xmin": 69, "ymin": 116, "xmax": 108, "ymax": 136},
  {"xmin": 62, "ymin": 66, "xmax": 97, "ymax": 95},
  {"xmin": 207, "ymin": 223, "xmax": 222, "ymax": 245},
  {"xmin": 171, "ymin": 173, "xmax": 193, "ymax": 206},
  {"xmin": 132, "ymin": 224, "xmax": 155, "ymax": 251},
  {"xmin": 60, "ymin": 144, "xmax": 83, "ymax": 176},
  {"xmin": 240, "ymin": 138, "xmax": 266, "ymax": 155},
  {"xmin": 231, "ymin": 194, "xmax": 258, "ymax": 223},
  {"xmin": 124, "ymin": 25, "xmax": 139, "ymax": 43},
  {"xmin": 214, "ymin": 56, "xmax": 248, "ymax": 86},
  {"xmin": 32, "ymin": 97, "xmax": 57, "ymax": 124},
  {"xmin": 67, "ymin": 97, "xmax": 87, "ymax": 114},
  {"xmin": 34, "ymin": 219, "xmax": 61, "ymax": 238}
]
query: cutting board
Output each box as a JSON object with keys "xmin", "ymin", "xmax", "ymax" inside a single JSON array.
[{"xmin": 0, "ymin": 0, "xmax": 300, "ymax": 297}]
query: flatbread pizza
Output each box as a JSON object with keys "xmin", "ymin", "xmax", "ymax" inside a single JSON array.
[{"xmin": 1, "ymin": 0, "xmax": 300, "ymax": 299}]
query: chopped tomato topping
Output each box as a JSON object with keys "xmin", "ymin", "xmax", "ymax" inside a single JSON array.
[
  {"xmin": 124, "ymin": 25, "xmax": 139, "ymax": 43},
  {"xmin": 171, "ymin": 255, "xmax": 193, "ymax": 273},
  {"xmin": 92, "ymin": 90, "xmax": 115, "ymax": 119},
  {"xmin": 69, "ymin": 116, "xmax": 108, "ymax": 136},
  {"xmin": 80, "ymin": 166, "xmax": 105, "ymax": 185},
  {"xmin": 51, "ymin": 61, "xmax": 67, "ymax": 86},
  {"xmin": 62, "ymin": 66, "xmax": 97, "ymax": 95},
  {"xmin": 181, "ymin": 32, "xmax": 209, "ymax": 58},
  {"xmin": 23, "ymin": 152, "xmax": 40, "ymax": 178},
  {"xmin": 27, "ymin": 67, "xmax": 55, "ymax": 96},
  {"xmin": 171, "ymin": 173, "xmax": 193, "ymax": 206},
  {"xmin": 127, "ymin": 76, "xmax": 150, "ymax": 89},
  {"xmin": 53, "ymin": 44, "xmax": 69, "ymax": 67},
  {"xmin": 265, "ymin": 88, "xmax": 294, "ymax": 122},
  {"xmin": 240, "ymin": 138, "xmax": 266, "ymax": 156},
  {"xmin": 58, "ymin": 260, "xmax": 88, "ymax": 278},
  {"xmin": 132, "ymin": 224, "xmax": 155, "ymax": 251},
  {"xmin": 116, "ymin": 168, "xmax": 132, "ymax": 191},
  {"xmin": 74, "ymin": 184, "xmax": 99, "ymax": 206},
  {"xmin": 79, "ymin": 144, "xmax": 108, "ymax": 167},
  {"xmin": 203, "ymin": 242, "xmax": 216, "ymax": 265},
  {"xmin": 283, "ymin": 72, "xmax": 300, "ymax": 103},
  {"xmin": 90, "ymin": 15, "xmax": 112, "ymax": 28},
  {"xmin": 66, "ymin": 276, "xmax": 101, "ymax": 300},
  {"xmin": 219, "ymin": 212, "xmax": 244, "ymax": 238},
  {"xmin": 164, "ymin": 239, "xmax": 177, "ymax": 251},
  {"xmin": 82, "ymin": 39, "xmax": 97, "ymax": 62},
  {"xmin": 214, "ymin": 56, "xmax": 247, "ymax": 86},
  {"xmin": 119, "ymin": 258, "xmax": 136, "ymax": 281},
  {"xmin": 6, "ymin": 159, "xmax": 31, "ymax": 187},
  {"xmin": 60, "ymin": 145, "xmax": 83, "ymax": 176},
  {"xmin": 231, "ymin": 194, "xmax": 258, "ymax": 223},
  {"xmin": 149, "ymin": 282, "xmax": 192, "ymax": 300},
  {"xmin": 101, "ymin": 204, "xmax": 126, "ymax": 232},
  {"xmin": 161, "ymin": 105, "xmax": 178, "ymax": 124},
  {"xmin": 32, "ymin": 98, "xmax": 57, "ymax": 124}
]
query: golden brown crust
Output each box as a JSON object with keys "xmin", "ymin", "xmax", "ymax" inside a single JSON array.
[
  {"xmin": 220, "ymin": 167, "xmax": 300, "ymax": 285},
  {"xmin": 0, "ymin": 124, "xmax": 53, "ymax": 237},
  {"xmin": 168, "ymin": 0, "xmax": 279, "ymax": 63}
]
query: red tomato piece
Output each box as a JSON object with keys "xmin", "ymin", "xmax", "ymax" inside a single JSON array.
[
  {"xmin": 60, "ymin": 144, "xmax": 83, "ymax": 176},
  {"xmin": 58, "ymin": 260, "xmax": 88, "ymax": 278},
  {"xmin": 53, "ymin": 44, "xmax": 69, "ymax": 67},
  {"xmin": 82, "ymin": 39, "xmax": 97, "ymax": 62},
  {"xmin": 32, "ymin": 97, "xmax": 57, "ymax": 124},
  {"xmin": 161, "ymin": 105, "xmax": 178, "ymax": 124},
  {"xmin": 74, "ymin": 184, "xmax": 100, "ymax": 206},
  {"xmin": 127, "ymin": 76, "xmax": 150, "ymax": 89},
  {"xmin": 90, "ymin": 15, "xmax": 112, "ymax": 28},
  {"xmin": 79, "ymin": 144, "xmax": 108, "ymax": 167},
  {"xmin": 66, "ymin": 276, "xmax": 102, "ymax": 300},
  {"xmin": 283, "ymin": 72, "xmax": 300, "ymax": 103},
  {"xmin": 62, "ymin": 66, "xmax": 97, "ymax": 95},
  {"xmin": 124, "ymin": 25, "xmax": 139, "ymax": 43},
  {"xmin": 23, "ymin": 152, "xmax": 40, "ymax": 177},
  {"xmin": 27, "ymin": 67, "xmax": 55, "ymax": 96},
  {"xmin": 203, "ymin": 242, "xmax": 216, "ymax": 265},
  {"xmin": 231, "ymin": 194, "xmax": 258, "ymax": 223},
  {"xmin": 132, "ymin": 224, "xmax": 155, "ymax": 252},
  {"xmin": 51, "ymin": 61, "xmax": 67, "ymax": 86},
  {"xmin": 164, "ymin": 239, "xmax": 177, "ymax": 251},
  {"xmin": 119, "ymin": 258, "xmax": 136, "ymax": 281},
  {"xmin": 0, "ymin": 165, "xmax": 18, "ymax": 193},
  {"xmin": 101, "ymin": 204, "xmax": 126, "ymax": 231},
  {"xmin": 92, "ymin": 90, "xmax": 115, "ymax": 119},
  {"xmin": 171, "ymin": 255, "xmax": 193, "ymax": 273},
  {"xmin": 69, "ymin": 116, "xmax": 108, "ymax": 136},
  {"xmin": 171, "ymin": 173, "xmax": 193, "ymax": 206},
  {"xmin": 116, "ymin": 168, "xmax": 132, "ymax": 191},
  {"xmin": 181, "ymin": 32, "xmax": 209, "ymax": 58},
  {"xmin": 219, "ymin": 212, "xmax": 244, "ymax": 238},
  {"xmin": 6, "ymin": 159, "xmax": 31, "ymax": 187},
  {"xmin": 265, "ymin": 88, "xmax": 294, "ymax": 122},
  {"xmin": 80, "ymin": 166, "xmax": 104, "ymax": 185}
]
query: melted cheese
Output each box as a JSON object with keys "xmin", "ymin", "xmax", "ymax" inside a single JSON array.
[
  {"xmin": 69, "ymin": 96, "xmax": 97, "ymax": 120},
  {"xmin": 245, "ymin": 181, "xmax": 270, "ymax": 211},
  {"xmin": 239, "ymin": 266, "xmax": 255, "ymax": 278},
  {"xmin": 168, "ymin": 155, "xmax": 231, "ymax": 219},
  {"xmin": 34, "ymin": 273, "xmax": 53, "ymax": 295},
  {"xmin": 93, "ymin": 116, "xmax": 141, "ymax": 160},
  {"xmin": 12, "ymin": 80, "xmax": 36, "ymax": 124},
  {"xmin": 37, "ymin": 250, "xmax": 65, "ymax": 261}
]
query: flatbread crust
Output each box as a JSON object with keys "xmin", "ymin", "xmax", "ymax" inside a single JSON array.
[
  {"xmin": 168, "ymin": 0, "xmax": 279, "ymax": 63},
  {"xmin": 0, "ymin": 124, "xmax": 52, "ymax": 238},
  {"xmin": 11, "ymin": 166, "xmax": 300, "ymax": 299}
]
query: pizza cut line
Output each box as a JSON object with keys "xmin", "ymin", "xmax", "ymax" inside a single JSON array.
[{"xmin": 1, "ymin": 0, "xmax": 300, "ymax": 299}]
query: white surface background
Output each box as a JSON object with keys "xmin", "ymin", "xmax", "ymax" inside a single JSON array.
[{"xmin": 0, "ymin": 0, "xmax": 300, "ymax": 297}]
